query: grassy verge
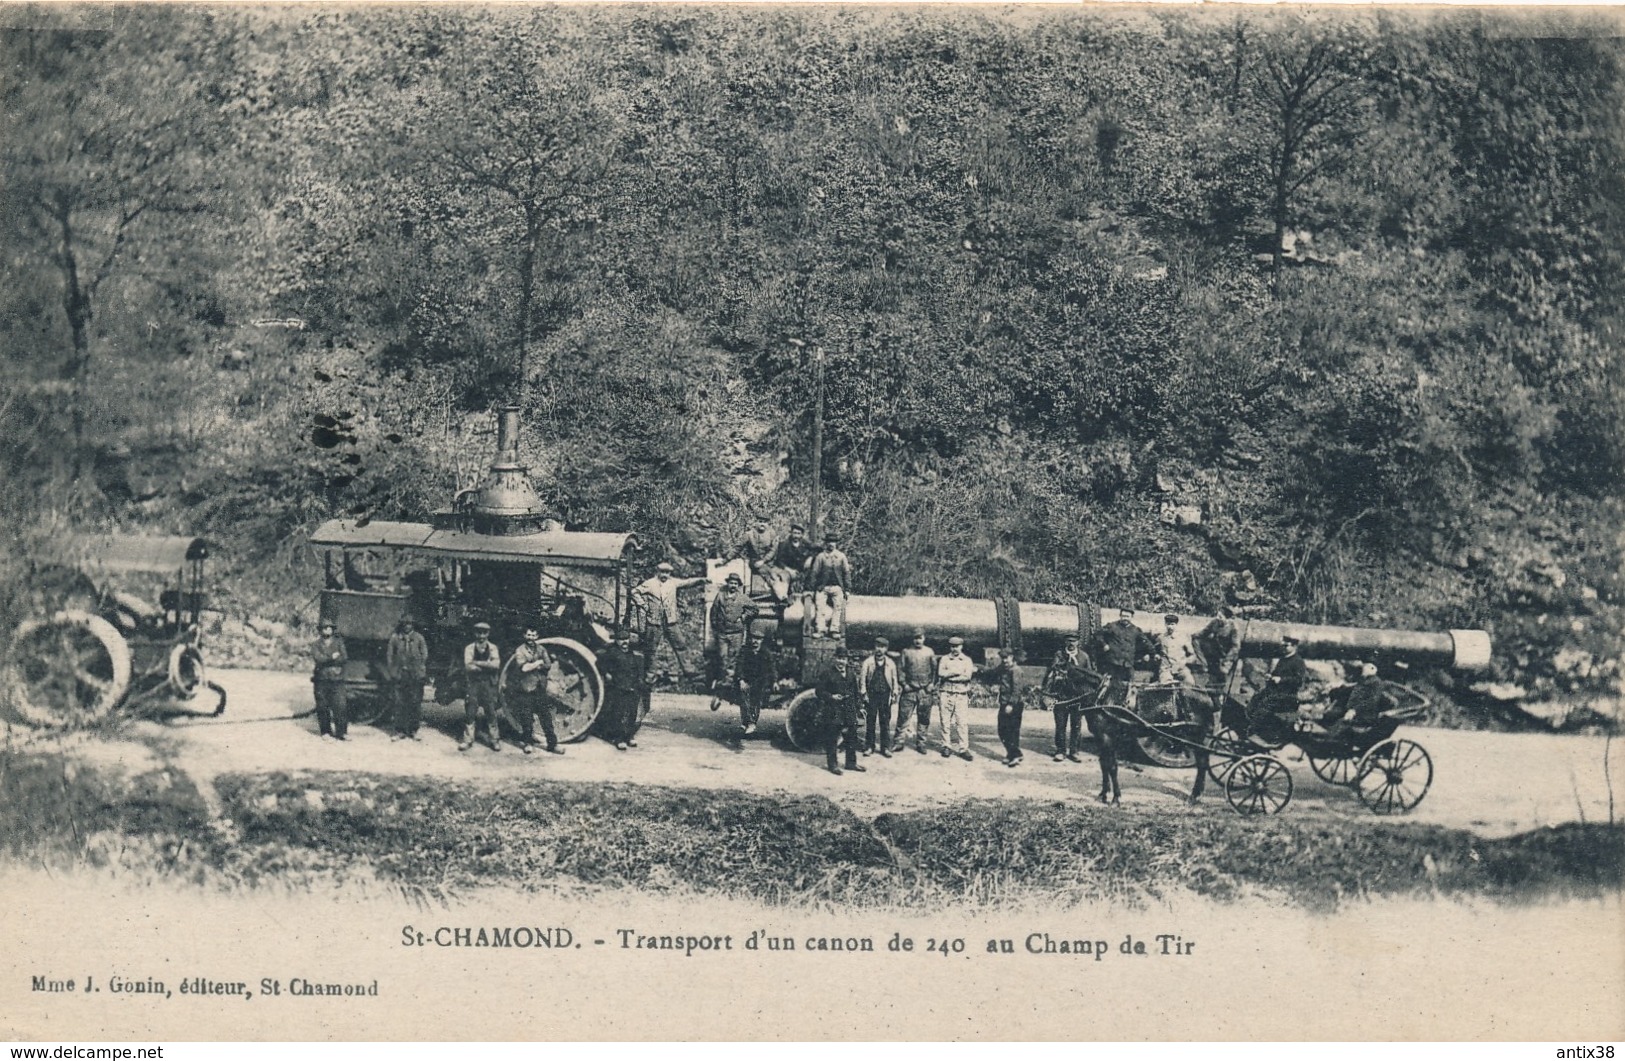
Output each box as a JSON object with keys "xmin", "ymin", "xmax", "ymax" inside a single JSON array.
[{"xmin": 3, "ymin": 750, "xmax": 1620, "ymax": 909}]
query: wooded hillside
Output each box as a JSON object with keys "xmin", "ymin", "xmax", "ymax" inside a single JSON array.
[{"xmin": 2, "ymin": 6, "xmax": 1621, "ymax": 724}]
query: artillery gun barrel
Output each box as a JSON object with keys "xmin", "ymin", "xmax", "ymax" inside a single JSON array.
[{"xmin": 779, "ymin": 595, "xmax": 1491, "ymax": 670}]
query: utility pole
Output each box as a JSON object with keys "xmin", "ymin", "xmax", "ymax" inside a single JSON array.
[{"xmin": 809, "ymin": 343, "xmax": 825, "ymax": 543}]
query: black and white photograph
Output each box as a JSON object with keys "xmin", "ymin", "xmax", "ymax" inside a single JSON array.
[{"xmin": 1, "ymin": 2, "xmax": 1622, "ymax": 1043}]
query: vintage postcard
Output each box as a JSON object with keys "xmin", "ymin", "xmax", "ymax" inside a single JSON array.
[{"xmin": 1, "ymin": 2, "xmax": 1621, "ymax": 1043}]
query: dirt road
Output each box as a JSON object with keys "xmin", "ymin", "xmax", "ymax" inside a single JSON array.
[{"xmin": 50, "ymin": 667, "xmax": 1625, "ymax": 837}]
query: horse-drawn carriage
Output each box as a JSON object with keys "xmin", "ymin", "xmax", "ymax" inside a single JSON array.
[
  {"xmin": 1095, "ymin": 676, "xmax": 1435, "ymax": 816},
  {"xmin": 2, "ymin": 534, "xmax": 225, "ymax": 728}
]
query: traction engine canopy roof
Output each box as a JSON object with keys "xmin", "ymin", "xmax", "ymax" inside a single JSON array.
[{"xmin": 309, "ymin": 519, "xmax": 637, "ymax": 570}]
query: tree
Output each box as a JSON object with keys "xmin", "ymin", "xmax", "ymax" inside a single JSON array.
[{"xmin": 0, "ymin": 18, "xmax": 229, "ymax": 472}]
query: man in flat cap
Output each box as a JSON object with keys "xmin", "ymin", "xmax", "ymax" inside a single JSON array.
[
  {"xmin": 771, "ymin": 522, "xmax": 818, "ymax": 599},
  {"xmin": 806, "ymin": 535, "xmax": 852, "ymax": 638},
  {"xmin": 1246, "ymin": 631, "xmax": 1307, "ymax": 745},
  {"xmin": 737, "ymin": 630, "xmax": 778, "ymax": 736},
  {"xmin": 816, "ymin": 646, "xmax": 864, "ymax": 776},
  {"xmin": 598, "ymin": 628, "xmax": 646, "ymax": 751},
  {"xmin": 739, "ymin": 518, "xmax": 783, "ymax": 601},
  {"xmin": 934, "ymin": 636, "xmax": 976, "ymax": 760},
  {"xmin": 858, "ymin": 636, "xmax": 901, "ymax": 757},
  {"xmin": 386, "ymin": 616, "xmax": 429, "ymax": 742},
  {"xmin": 893, "ymin": 627, "xmax": 938, "ymax": 754},
  {"xmin": 461, "ymin": 621, "xmax": 502, "ymax": 751},
  {"xmin": 980, "ymin": 647, "xmax": 1026, "ymax": 767},
  {"xmin": 310, "ymin": 619, "xmax": 349, "ymax": 742},
  {"xmin": 707, "ymin": 571, "xmax": 756, "ymax": 711},
  {"xmin": 1096, "ymin": 608, "xmax": 1158, "ymax": 709},
  {"xmin": 1043, "ymin": 631, "xmax": 1100, "ymax": 763},
  {"xmin": 633, "ymin": 561, "xmax": 707, "ymax": 687}
]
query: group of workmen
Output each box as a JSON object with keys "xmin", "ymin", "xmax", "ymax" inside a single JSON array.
[{"xmin": 308, "ymin": 519, "xmax": 1402, "ymax": 802}]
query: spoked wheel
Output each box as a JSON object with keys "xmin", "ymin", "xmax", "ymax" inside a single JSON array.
[
  {"xmin": 1355, "ymin": 738, "xmax": 1432, "ymax": 814},
  {"xmin": 1134, "ymin": 687, "xmax": 1197, "ymax": 769},
  {"xmin": 1224, "ymin": 754, "xmax": 1294, "ymax": 816},
  {"xmin": 4, "ymin": 611, "xmax": 132, "ymax": 728},
  {"xmin": 1207, "ymin": 727, "xmax": 1251, "ymax": 784},
  {"xmin": 348, "ymin": 689, "xmax": 393, "ymax": 726},
  {"xmin": 783, "ymin": 688, "xmax": 821, "ymax": 752},
  {"xmin": 1308, "ymin": 751, "xmax": 1361, "ymax": 787}
]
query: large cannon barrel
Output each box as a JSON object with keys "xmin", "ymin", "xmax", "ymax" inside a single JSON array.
[{"xmin": 779, "ymin": 594, "xmax": 1491, "ymax": 671}]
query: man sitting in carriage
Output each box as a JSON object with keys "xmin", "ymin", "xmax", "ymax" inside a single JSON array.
[{"xmin": 1244, "ymin": 632, "xmax": 1307, "ymax": 746}]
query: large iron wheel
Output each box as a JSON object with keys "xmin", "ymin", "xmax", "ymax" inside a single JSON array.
[
  {"xmin": 1224, "ymin": 754, "xmax": 1294, "ymax": 816},
  {"xmin": 5, "ymin": 611, "xmax": 132, "ymax": 728},
  {"xmin": 783, "ymin": 688, "xmax": 822, "ymax": 752},
  {"xmin": 1355, "ymin": 738, "xmax": 1432, "ymax": 814},
  {"xmin": 1134, "ymin": 687, "xmax": 1197, "ymax": 769},
  {"xmin": 498, "ymin": 637, "xmax": 604, "ymax": 744}
]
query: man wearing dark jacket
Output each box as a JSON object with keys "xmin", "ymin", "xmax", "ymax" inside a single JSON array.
[
  {"xmin": 598, "ymin": 629, "xmax": 647, "ymax": 750},
  {"xmin": 1247, "ymin": 633, "xmax": 1307, "ymax": 744},
  {"xmin": 737, "ymin": 632, "xmax": 778, "ymax": 736},
  {"xmin": 386, "ymin": 618, "xmax": 429, "ymax": 741},
  {"xmin": 816, "ymin": 647, "xmax": 865, "ymax": 776},
  {"xmin": 311, "ymin": 620, "xmax": 349, "ymax": 741},
  {"xmin": 1096, "ymin": 609, "xmax": 1157, "ymax": 705}
]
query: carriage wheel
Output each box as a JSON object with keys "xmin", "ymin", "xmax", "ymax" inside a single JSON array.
[
  {"xmin": 1355, "ymin": 738, "xmax": 1432, "ymax": 814},
  {"xmin": 1224, "ymin": 755, "xmax": 1293, "ymax": 816},
  {"xmin": 1207, "ymin": 726, "xmax": 1250, "ymax": 784},
  {"xmin": 349, "ymin": 689, "xmax": 393, "ymax": 726},
  {"xmin": 783, "ymin": 688, "xmax": 821, "ymax": 752},
  {"xmin": 1308, "ymin": 752, "xmax": 1361, "ymax": 787},
  {"xmin": 1134, "ymin": 688, "xmax": 1198, "ymax": 769},
  {"xmin": 4, "ymin": 611, "xmax": 132, "ymax": 728}
]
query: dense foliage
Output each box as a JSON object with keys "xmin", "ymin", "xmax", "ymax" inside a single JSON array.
[{"xmin": 2, "ymin": 6, "xmax": 1621, "ymax": 712}]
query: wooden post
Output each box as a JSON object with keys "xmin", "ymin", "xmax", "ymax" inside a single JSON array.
[{"xmin": 810, "ymin": 344, "xmax": 825, "ymax": 543}]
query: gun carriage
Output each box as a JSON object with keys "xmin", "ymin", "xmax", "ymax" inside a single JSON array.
[{"xmin": 3, "ymin": 534, "xmax": 224, "ymax": 727}]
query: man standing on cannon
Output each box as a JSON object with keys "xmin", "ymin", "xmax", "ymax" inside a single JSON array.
[
  {"xmin": 816, "ymin": 646, "xmax": 864, "ymax": 776},
  {"xmin": 807, "ymin": 535, "xmax": 852, "ymax": 639}
]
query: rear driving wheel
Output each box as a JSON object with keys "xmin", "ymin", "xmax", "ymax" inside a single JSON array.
[{"xmin": 5, "ymin": 611, "xmax": 132, "ymax": 728}]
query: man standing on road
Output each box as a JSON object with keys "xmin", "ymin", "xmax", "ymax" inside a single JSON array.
[
  {"xmin": 311, "ymin": 619, "xmax": 349, "ymax": 742},
  {"xmin": 634, "ymin": 561, "xmax": 707, "ymax": 686},
  {"xmin": 816, "ymin": 646, "xmax": 864, "ymax": 776},
  {"xmin": 598, "ymin": 628, "xmax": 646, "ymax": 751},
  {"xmin": 934, "ymin": 636, "xmax": 975, "ymax": 761},
  {"xmin": 509, "ymin": 627, "xmax": 563, "ymax": 755},
  {"xmin": 893, "ymin": 628, "xmax": 937, "ymax": 754},
  {"xmin": 806, "ymin": 536, "xmax": 851, "ymax": 639},
  {"xmin": 707, "ymin": 572, "xmax": 756, "ymax": 712},
  {"xmin": 386, "ymin": 617, "xmax": 429, "ymax": 742},
  {"xmin": 981, "ymin": 648, "xmax": 1026, "ymax": 767},
  {"xmin": 737, "ymin": 631, "xmax": 778, "ymax": 736},
  {"xmin": 461, "ymin": 622, "xmax": 502, "ymax": 751},
  {"xmin": 857, "ymin": 636, "xmax": 900, "ymax": 758},
  {"xmin": 1043, "ymin": 633, "xmax": 1098, "ymax": 763}
]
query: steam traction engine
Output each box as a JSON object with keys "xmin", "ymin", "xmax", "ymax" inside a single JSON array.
[{"xmin": 309, "ymin": 408, "xmax": 636, "ymax": 741}]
